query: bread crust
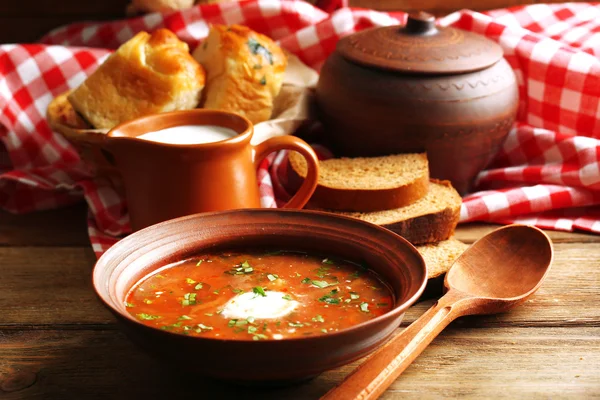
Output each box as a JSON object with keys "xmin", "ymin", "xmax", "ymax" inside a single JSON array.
[
  {"xmin": 68, "ymin": 29, "xmax": 205, "ymax": 129},
  {"xmin": 192, "ymin": 24, "xmax": 287, "ymax": 124},
  {"xmin": 416, "ymin": 238, "xmax": 469, "ymax": 279},
  {"xmin": 382, "ymin": 180, "xmax": 461, "ymax": 245},
  {"xmin": 288, "ymin": 152, "xmax": 429, "ymax": 212}
]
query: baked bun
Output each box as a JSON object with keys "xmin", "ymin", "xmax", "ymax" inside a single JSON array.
[
  {"xmin": 68, "ymin": 29, "xmax": 205, "ymax": 129},
  {"xmin": 127, "ymin": 0, "xmax": 196, "ymax": 15},
  {"xmin": 192, "ymin": 24, "xmax": 287, "ymax": 124},
  {"xmin": 47, "ymin": 91, "xmax": 91, "ymax": 130}
]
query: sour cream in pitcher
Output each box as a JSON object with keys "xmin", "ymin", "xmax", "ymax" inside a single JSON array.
[{"xmin": 138, "ymin": 125, "xmax": 238, "ymax": 145}]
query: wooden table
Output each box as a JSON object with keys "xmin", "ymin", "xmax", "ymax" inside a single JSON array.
[{"xmin": 1, "ymin": 204, "xmax": 598, "ymax": 399}]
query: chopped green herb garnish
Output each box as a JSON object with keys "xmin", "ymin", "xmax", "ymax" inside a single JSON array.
[
  {"xmin": 194, "ymin": 282, "xmax": 203, "ymax": 290},
  {"xmin": 253, "ymin": 286, "xmax": 267, "ymax": 297},
  {"xmin": 288, "ymin": 322, "xmax": 304, "ymax": 328},
  {"xmin": 321, "ymin": 329, "xmax": 328, "ymax": 333},
  {"xmin": 178, "ymin": 315, "xmax": 192, "ymax": 321},
  {"xmin": 349, "ymin": 271, "xmax": 362, "ymax": 278},
  {"xmin": 247, "ymin": 37, "xmax": 274, "ymax": 64},
  {"xmin": 248, "ymin": 326, "xmax": 258, "ymax": 334},
  {"xmin": 213, "ymin": 290, "xmax": 220, "ymax": 294},
  {"xmin": 322, "ymin": 258, "xmax": 334, "ymax": 265},
  {"xmin": 312, "ymin": 315, "xmax": 325, "ymax": 323},
  {"xmin": 232, "ymin": 288, "xmax": 244, "ymax": 294},
  {"xmin": 301, "ymin": 277, "xmax": 312, "ymax": 284},
  {"xmin": 267, "ymin": 274, "xmax": 278, "ymax": 282},
  {"xmin": 350, "ymin": 292, "xmax": 360, "ymax": 300},
  {"xmin": 253, "ymin": 333, "xmax": 268, "ymax": 340},
  {"xmin": 344, "ymin": 299, "xmax": 352, "ymax": 303},
  {"xmin": 186, "ymin": 277, "xmax": 196, "ymax": 284},
  {"xmin": 225, "ymin": 261, "xmax": 254, "ymax": 275},
  {"xmin": 312, "ymin": 280, "xmax": 331, "ymax": 288},
  {"xmin": 197, "ymin": 323, "xmax": 213, "ymax": 331},
  {"xmin": 182, "ymin": 292, "xmax": 197, "ymax": 306},
  {"xmin": 377, "ymin": 302, "xmax": 389, "ymax": 307},
  {"xmin": 236, "ymin": 319, "xmax": 248, "ymax": 327},
  {"xmin": 137, "ymin": 313, "xmax": 160, "ymax": 320},
  {"xmin": 259, "ymin": 76, "xmax": 267, "ymax": 85},
  {"xmin": 318, "ymin": 289, "xmax": 341, "ymax": 304},
  {"xmin": 196, "ymin": 259, "xmax": 203, "ymax": 266},
  {"xmin": 295, "ymin": 272, "xmax": 302, "ymax": 277},
  {"xmin": 316, "ymin": 266, "xmax": 330, "ymax": 278},
  {"xmin": 282, "ymin": 294, "xmax": 292, "ymax": 301},
  {"xmin": 155, "ymin": 274, "xmax": 165, "ymax": 279},
  {"xmin": 125, "ymin": 302, "xmax": 134, "ymax": 308},
  {"xmin": 228, "ymin": 319, "xmax": 237, "ymax": 327},
  {"xmin": 275, "ymin": 321, "xmax": 281, "ymax": 327},
  {"xmin": 370, "ymin": 286, "xmax": 382, "ymax": 291},
  {"xmin": 360, "ymin": 302, "xmax": 370, "ymax": 312},
  {"xmin": 204, "ymin": 313, "xmax": 213, "ymax": 317}
]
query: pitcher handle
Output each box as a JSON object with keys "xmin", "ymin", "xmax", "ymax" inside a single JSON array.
[{"xmin": 252, "ymin": 136, "xmax": 319, "ymax": 209}]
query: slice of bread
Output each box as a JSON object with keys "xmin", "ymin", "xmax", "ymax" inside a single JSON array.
[
  {"xmin": 317, "ymin": 180, "xmax": 461, "ymax": 245},
  {"xmin": 416, "ymin": 238, "xmax": 469, "ymax": 279},
  {"xmin": 289, "ymin": 152, "xmax": 429, "ymax": 212}
]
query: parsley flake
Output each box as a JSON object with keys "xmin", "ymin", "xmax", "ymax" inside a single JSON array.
[
  {"xmin": 186, "ymin": 278, "xmax": 196, "ymax": 284},
  {"xmin": 182, "ymin": 292, "xmax": 197, "ymax": 306},
  {"xmin": 322, "ymin": 258, "xmax": 335, "ymax": 265},
  {"xmin": 350, "ymin": 292, "xmax": 360, "ymax": 300},
  {"xmin": 137, "ymin": 313, "xmax": 160, "ymax": 320},
  {"xmin": 267, "ymin": 274, "xmax": 278, "ymax": 282},
  {"xmin": 247, "ymin": 37, "xmax": 274, "ymax": 64},
  {"xmin": 194, "ymin": 282, "xmax": 203, "ymax": 290},
  {"xmin": 288, "ymin": 322, "xmax": 304, "ymax": 328},
  {"xmin": 312, "ymin": 315, "xmax": 325, "ymax": 323},
  {"xmin": 253, "ymin": 286, "xmax": 267, "ymax": 297},
  {"xmin": 360, "ymin": 302, "xmax": 370, "ymax": 313},
  {"xmin": 312, "ymin": 280, "xmax": 331, "ymax": 288},
  {"xmin": 301, "ymin": 277, "xmax": 312, "ymax": 284},
  {"xmin": 178, "ymin": 315, "xmax": 192, "ymax": 321},
  {"xmin": 259, "ymin": 76, "xmax": 267, "ymax": 85},
  {"xmin": 282, "ymin": 294, "xmax": 292, "ymax": 301},
  {"xmin": 125, "ymin": 302, "xmax": 134, "ymax": 308}
]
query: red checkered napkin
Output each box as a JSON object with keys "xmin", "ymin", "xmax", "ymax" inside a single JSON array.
[{"xmin": 1, "ymin": 1, "xmax": 600, "ymax": 258}]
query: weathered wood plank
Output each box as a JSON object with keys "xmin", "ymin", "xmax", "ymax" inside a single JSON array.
[
  {"xmin": 0, "ymin": 242, "xmax": 597, "ymax": 327},
  {"xmin": 0, "ymin": 247, "xmax": 113, "ymax": 326},
  {"xmin": 0, "ymin": 204, "xmax": 88, "ymax": 247},
  {"xmin": 455, "ymin": 223, "xmax": 600, "ymax": 244},
  {"xmin": 0, "ymin": 327, "xmax": 597, "ymax": 398}
]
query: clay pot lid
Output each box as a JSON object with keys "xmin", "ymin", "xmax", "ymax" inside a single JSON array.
[{"xmin": 336, "ymin": 12, "xmax": 504, "ymax": 75}]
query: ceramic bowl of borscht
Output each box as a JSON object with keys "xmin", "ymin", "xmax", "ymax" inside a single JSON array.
[{"xmin": 93, "ymin": 209, "xmax": 427, "ymax": 383}]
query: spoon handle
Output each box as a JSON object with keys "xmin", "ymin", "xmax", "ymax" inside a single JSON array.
[{"xmin": 321, "ymin": 290, "xmax": 468, "ymax": 400}]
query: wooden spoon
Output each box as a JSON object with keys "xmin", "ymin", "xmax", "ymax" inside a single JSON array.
[{"xmin": 322, "ymin": 224, "xmax": 553, "ymax": 400}]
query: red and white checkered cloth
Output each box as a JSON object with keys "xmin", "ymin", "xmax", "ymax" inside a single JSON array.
[{"xmin": 1, "ymin": 1, "xmax": 600, "ymax": 258}]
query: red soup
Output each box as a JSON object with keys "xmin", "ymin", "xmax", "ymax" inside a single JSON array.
[{"xmin": 125, "ymin": 249, "xmax": 394, "ymax": 340}]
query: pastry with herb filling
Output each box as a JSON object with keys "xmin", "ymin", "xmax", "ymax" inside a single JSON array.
[{"xmin": 192, "ymin": 24, "xmax": 287, "ymax": 124}]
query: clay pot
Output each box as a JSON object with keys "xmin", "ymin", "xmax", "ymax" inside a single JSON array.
[
  {"xmin": 316, "ymin": 12, "xmax": 519, "ymax": 194},
  {"xmin": 93, "ymin": 209, "xmax": 427, "ymax": 383}
]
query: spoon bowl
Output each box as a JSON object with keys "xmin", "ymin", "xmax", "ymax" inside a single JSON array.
[
  {"xmin": 446, "ymin": 224, "xmax": 553, "ymax": 314},
  {"xmin": 323, "ymin": 224, "xmax": 553, "ymax": 400}
]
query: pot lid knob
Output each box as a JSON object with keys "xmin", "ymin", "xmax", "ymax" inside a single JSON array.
[
  {"xmin": 336, "ymin": 11, "xmax": 504, "ymax": 75},
  {"xmin": 404, "ymin": 12, "xmax": 437, "ymax": 35}
]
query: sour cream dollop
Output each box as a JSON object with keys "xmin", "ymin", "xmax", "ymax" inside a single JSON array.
[{"xmin": 220, "ymin": 291, "xmax": 298, "ymax": 319}]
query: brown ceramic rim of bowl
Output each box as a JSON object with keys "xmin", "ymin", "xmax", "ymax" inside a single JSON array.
[
  {"xmin": 106, "ymin": 109, "xmax": 253, "ymax": 149},
  {"xmin": 93, "ymin": 208, "xmax": 428, "ymax": 343}
]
